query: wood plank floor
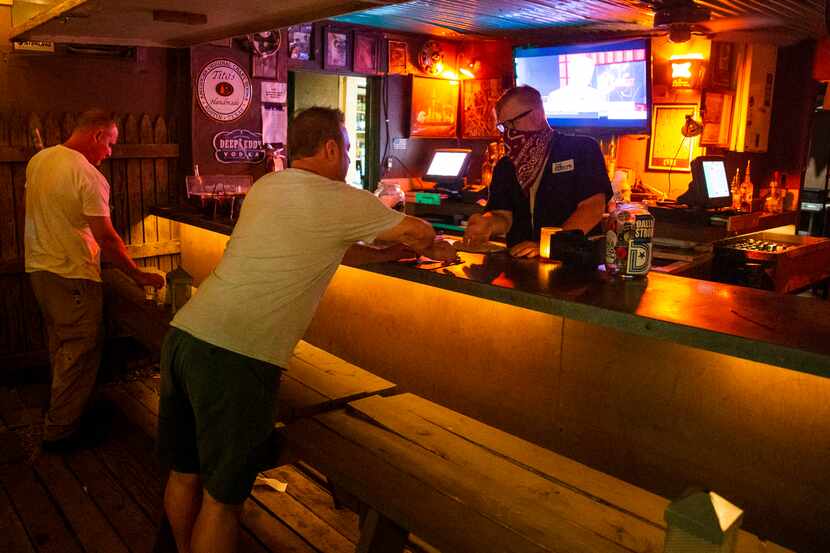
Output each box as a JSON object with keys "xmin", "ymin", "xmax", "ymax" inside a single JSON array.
[{"xmin": 0, "ymin": 371, "xmax": 428, "ymax": 553}]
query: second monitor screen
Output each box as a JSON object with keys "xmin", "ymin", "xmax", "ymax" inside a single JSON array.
[{"xmin": 426, "ymin": 151, "xmax": 470, "ymax": 178}]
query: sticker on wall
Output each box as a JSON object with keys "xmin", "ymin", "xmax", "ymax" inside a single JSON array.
[
  {"xmin": 213, "ymin": 129, "xmax": 265, "ymax": 164},
  {"xmin": 197, "ymin": 59, "xmax": 253, "ymax": 122}
]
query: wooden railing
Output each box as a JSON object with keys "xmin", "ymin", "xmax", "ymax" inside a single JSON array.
[{"xmin": 0, "ymin": 111, "xmax": 181, "ymax": 368}]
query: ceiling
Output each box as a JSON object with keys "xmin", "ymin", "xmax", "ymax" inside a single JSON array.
[
  {"xmin": 335, "ymin": 0, "xmax": 828, "ymax": 43},
  {"xmin": 9, "ymin": 0, "xmax": 411, "ymax": 47},
  {"xmin": 9, "ymin": 0, "xmax": 828, "ymax": 47}
]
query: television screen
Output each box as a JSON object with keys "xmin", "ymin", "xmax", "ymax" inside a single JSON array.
[{"xmin": 514, "ymin": 39, "xmax": 650, "ymax": 131}]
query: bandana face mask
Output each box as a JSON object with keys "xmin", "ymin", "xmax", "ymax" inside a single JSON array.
[{"xmin": 502, "ymin": 127, "xmax": 554, "ymax": 196}]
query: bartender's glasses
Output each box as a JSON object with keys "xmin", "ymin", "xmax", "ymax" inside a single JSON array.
[{"xmin": 495, "ymin": 109, "xmax": 533, "ymax": 133}]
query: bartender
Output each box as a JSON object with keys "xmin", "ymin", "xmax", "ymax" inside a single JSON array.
[{"xmin": 463, "ymin": 85, "xmax": 612, "ymax": 257}]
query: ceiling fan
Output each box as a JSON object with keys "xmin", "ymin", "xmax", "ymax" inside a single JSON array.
[{"xmin": 642, "ymin": 0, "xmax": 780, "ymax": 43}]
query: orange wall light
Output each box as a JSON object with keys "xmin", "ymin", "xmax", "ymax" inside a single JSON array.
[{"xmin": 670, "ymin": 53, "xmax": 706, "ymax": 89}]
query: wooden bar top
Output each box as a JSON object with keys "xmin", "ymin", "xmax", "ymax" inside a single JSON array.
[{"xmin": 152, "ymin": 205, "xmax": 830, "ymax": 378}]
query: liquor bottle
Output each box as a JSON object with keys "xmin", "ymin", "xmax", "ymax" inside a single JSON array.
[
  {"xmin": 730, "ymin": 169, "xmax": 741, "ymax": 211},
  {"xmin": 769, "ymin": 171, "xmax": 784, "ymax": 214},
  {"xmin": 739, "ymin": 161, "xmax": 753, "ymax": 212}
]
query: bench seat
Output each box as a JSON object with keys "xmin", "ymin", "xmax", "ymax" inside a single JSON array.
[{"xmin": 283, "ymin": 393, "xmax": 793, "ymax": 553}]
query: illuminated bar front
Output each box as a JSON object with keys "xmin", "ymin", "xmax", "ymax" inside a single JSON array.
[{"xmin": 154, "ymin": 207, "xmax": 830, "ymax": 548}]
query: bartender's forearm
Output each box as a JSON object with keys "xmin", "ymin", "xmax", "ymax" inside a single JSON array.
[{"xmin": 562, "ymin": 193, "xmax": 605, "ymax": 234}]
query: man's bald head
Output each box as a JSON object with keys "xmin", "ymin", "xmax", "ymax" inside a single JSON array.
[
  {"xmin": 495, "ymin": 86, "xmax": 544, "ymax": 114},
  {"xmin": 66, "ymin": 109, "xmax": 118, "ymax": 166},
  {"xmin": 495, "ymin": 86, "xmax": 549, "ymax": 132}
]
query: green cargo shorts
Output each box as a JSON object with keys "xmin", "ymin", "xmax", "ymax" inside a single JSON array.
[{"xmin": 157, "ymin": 327, "xmax": 283, "ymax": 505}]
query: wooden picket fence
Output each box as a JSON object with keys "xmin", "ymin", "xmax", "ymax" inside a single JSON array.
[{"xmin": 0, "ymin": 111, "xmax": 182, "ymax": 369}]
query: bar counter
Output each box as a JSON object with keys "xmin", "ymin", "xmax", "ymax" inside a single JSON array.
[
  {"xmin": 151, "ymin": 205, "xmax": 830, "ymax": 379},
  {"xmin": 153, "ymin": 204, "xmax": 829, "ymax": 550}
]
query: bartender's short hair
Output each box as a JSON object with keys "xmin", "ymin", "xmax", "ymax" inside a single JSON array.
[
  {"xmin": 495, "ymin": 86, "xmax": 544, "ymax": 114},
  {"xmin": 75, "ymin": 109, "xmax": 116, "ymax": 132},
  {"xmin": 289, "ymin": 107, "xmax": 345, "ymax": 159}
]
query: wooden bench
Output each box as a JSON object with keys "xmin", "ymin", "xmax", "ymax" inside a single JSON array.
[
  {"xmin": 101, "ymin": 268, "xmax": 397, "ymax": 425},
  {"xmin": 283, "ymin": 393, "xmax": 793, "ymax": 553}
]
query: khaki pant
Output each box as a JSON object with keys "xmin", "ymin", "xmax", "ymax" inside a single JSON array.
[{"xmin": 29, "ymin": 271, "xmax": 103, "ymax": 441}]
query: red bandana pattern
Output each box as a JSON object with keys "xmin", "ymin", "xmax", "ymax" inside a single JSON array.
[{"xmin": 503, "ymin": 127, "xmax": 554, "ymax": 196}]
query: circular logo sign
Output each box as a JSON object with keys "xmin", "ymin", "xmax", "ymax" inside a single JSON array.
[{"xmin": 197, "ymin": 59, "xmax": 252, "ymax": 122}]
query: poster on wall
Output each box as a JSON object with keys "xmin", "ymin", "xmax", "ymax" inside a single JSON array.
[
  {"xmin": 213, "ymin": 129, "xmax": 265, "ymax": 164},
  {"xmin": 353, "ymin": 33, "xmax": 380, "ymax": 74},
  {"xmin": 700, "ymin": 92, "xmax": 733, "ymax": 147},
  {"xmin": 261, "ymin": 81, "xmax": 287, "ymax": 104},
  {"xmin": 461, "ymin": 78, "xmax": 502, "ymax": 139},
  {"xmin": 262, "ymin": 104, "xmax": 287, "ymax": 145},
  {"xmin": 410, "ymin": 76, "xmax": 459, "ymax": 138},
  {"xmin": 197, "ymin": 59, "xmax": 253, "ymax": 122},
  {"xmin": 288, "ymin": 24, "xmax": 313, "ymax": 61},
  {"xmin": 647, "ymin": 104, "xmax": 697, "ymax": 172},
  {"xmin": 388, "ymin": 40, "xmax": 407, "ymax": 74},
  {"xmin": 324, "ymin": 28, "xmax": 350, "ymax": 70}
]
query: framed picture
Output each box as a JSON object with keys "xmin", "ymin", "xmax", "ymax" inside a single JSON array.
[
  {"xmin": 708, "ymin": 41, "xmax": 736, "ymax": 90},
  {"xmin": 353, "ymin": 33, "xmax": 380, "ymax": 74},
  {"xmin": 287, "ymin": 24, "xmax": 313, "ymax": 62},
  {"xmin": 388, "ymin": 40, "xmax": 407, "ymax": 75},
  {"xmin": 324, "ymin": 27, "xmax": 351, "ymax": 71},
  {"xmin": 461, "ymin": 78, "xmax": 502, "ymax": 139},
  {"xmin": 647, "ymin": 104, "xmax": 697, "ymax": 172},
  {"xmin": 410, "ymin": 76, "xmax": 459, "ymax": 138},
  {"xmin": 700, "ymin": 91, "xmax": 734, "ymax": 147}
]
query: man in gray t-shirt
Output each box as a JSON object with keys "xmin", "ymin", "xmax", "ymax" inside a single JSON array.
[{"xmin": 159, "ymin": 107, "xmax": 455, "ymax": 553}]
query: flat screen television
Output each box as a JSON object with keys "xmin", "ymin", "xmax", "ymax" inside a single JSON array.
[{"xmin": 513, "ymin": 39, "xmax": 651, "ymax": 132}]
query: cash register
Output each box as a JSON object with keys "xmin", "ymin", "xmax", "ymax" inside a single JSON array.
[
  {"xmin": 409, "ymin": 148, "xmax": 482, "ymax": 233},
  {"xmin": 676, "ymin": 156, "xmax": 732, "ymax": 209},
  {"xmin": 422, "ymin": 148, "xmax": 473, "ymax": 199}
]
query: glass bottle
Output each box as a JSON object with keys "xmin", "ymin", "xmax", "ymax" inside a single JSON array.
[
  {"xmin": 739, "ymin": 161, "xmax": 753, "ymax": 212},
  {"xmin": 375, "ymin": 182, "xmax": 406, "ymax": 212},
  {"xmin": 730, "ymin": 169, "xmax": 741, "ymax": 211}
]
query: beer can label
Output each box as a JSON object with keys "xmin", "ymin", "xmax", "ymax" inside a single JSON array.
[{"xmin": 625, "ymin": 214, "xmax": 654, "ymax": 275}]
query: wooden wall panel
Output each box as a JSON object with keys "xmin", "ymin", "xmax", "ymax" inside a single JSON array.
[
  {"xmin": 302, "ymin": 266, "xmax": 563, "ymax": 449},
  {"xmin": 0, "ymin": 110, "xmax": 181, "ymax": 369},
  {"xmin": 0, "ymin": 114, "xmax": 16, "ymax": 262},
  {"xmin": 140, "ymin": 115, "xmax": 158, "ymax": 271},
  {"xmin": 559, "ymin": 319, "xmax": 830, "ymax": 553}
]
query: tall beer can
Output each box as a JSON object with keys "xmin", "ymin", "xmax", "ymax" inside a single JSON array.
[{"xmin": 604, "ymin": 202, "xmax": 654, "ymax": 278}]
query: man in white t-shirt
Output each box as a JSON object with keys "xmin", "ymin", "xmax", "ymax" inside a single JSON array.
[
  {"xmin": 24, "ymin": 110, "xmax": 165, "ymax": 450},
  {"xmin": 158, "ymin": 107, "xmax": 455, "ymax": 553}
]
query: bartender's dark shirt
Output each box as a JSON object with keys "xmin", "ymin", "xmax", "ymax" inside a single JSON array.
[{"xmin": 487, "ymin": 132, "xmax": 612, "ymax": 246}]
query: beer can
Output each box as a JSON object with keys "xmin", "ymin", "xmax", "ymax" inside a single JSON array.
[{"xmin": 604, "ymin": 202, "xmax": 654, "ymax": 278}]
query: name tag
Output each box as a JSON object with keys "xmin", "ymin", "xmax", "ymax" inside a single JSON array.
[{"xmin": 552, "ymin": 159, "xmax": 575, "ymax": 173}]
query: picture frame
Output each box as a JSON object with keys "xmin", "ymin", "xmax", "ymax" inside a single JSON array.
[
  {"xmin": 324, "ymin": 27, "xmax": 351, "ymax": 71},
  {"xmin": 410, "ymin": 75, "xmax": 459, "ymax": 138},
  {"xmin": 388, "ymin": 40, "xmax": 407, "ymax": 75},
  {"xmin": 647, "ymin": 104, "xmax": 697, "ymax": 172},
  {"xmin": 708, "ymin": 41, "xmax": 736, "ymax": 90},
  {"xmin": 700, "ymin": 91, "xmax": 734, "ymax": 148},
  {"xmin": 287, "ymin": 23, "xmax": 314, "ymax": 62},
  {"xmin": 353, "ymin": 33, "xmax": 380, "ymax": 74},
  {"xmin": 461, "ymin": 78, "xmax": 502, "ymax": 139}
]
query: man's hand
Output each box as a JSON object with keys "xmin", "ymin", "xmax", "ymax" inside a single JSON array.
[
  {"xmin": 424, "ymin": 240, "xmax": 458, "ymax": 262},
  {"xmin": 132, "ymin": 271, "xmax": 165, "ymax": 289},
  {"xmin": 509, "ymin": 241, "xmax": 540, "ymax": 258},
  {"xmin": 463, "ymin": 213, "xmax": 492, "ymax": 247},
  {"xmin": 381, "ymin": 243, "xmax": 418, "ymax": 262}
]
